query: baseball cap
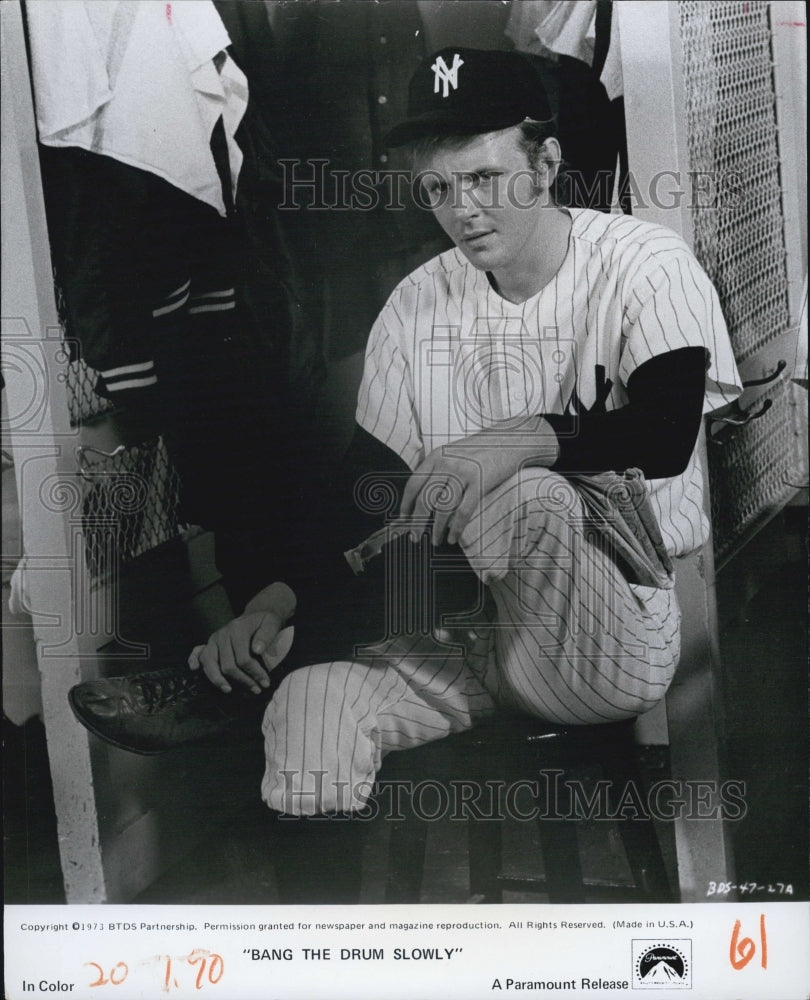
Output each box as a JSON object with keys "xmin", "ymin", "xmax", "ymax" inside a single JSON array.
[{"xmin": 385, "ymin": 47, "xmax": 553, "ymax": 148}]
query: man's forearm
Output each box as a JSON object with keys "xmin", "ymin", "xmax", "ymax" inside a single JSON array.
[{"xmin": 243, "ymin": 580, "xmax": 297, "ymax": 622}]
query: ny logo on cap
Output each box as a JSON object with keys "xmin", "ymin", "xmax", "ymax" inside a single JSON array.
[{"xmin": 432, "ymin": 53, "xmax": 464, "ymax": 98}]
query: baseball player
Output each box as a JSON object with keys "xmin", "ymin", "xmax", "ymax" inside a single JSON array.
[{"xmin": 72, "ymin": 49, "xmax": 742, "ymax": 902}]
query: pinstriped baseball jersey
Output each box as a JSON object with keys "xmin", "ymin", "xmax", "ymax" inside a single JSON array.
[{"xmin": 356, "ymin": 207, "xmax": 742, "ymax": 558}]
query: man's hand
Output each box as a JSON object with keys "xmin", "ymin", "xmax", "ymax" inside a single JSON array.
[
  {"xmin": 398, "ymin": 417, "xmax": 559, "ymax": 546},
  {"xmin": 188, "ymin": 581, "xmax": 297, "ymax": 694},
  {"xmin": 188, "ymin": 611, "xmax": 285, "ymax": 694}
]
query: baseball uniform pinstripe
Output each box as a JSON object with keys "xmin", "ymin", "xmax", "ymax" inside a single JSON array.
[{"xmin": 261, "ymin": 207, "xmax": 742, "ymax": 816}]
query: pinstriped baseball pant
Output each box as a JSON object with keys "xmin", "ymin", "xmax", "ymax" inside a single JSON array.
[{"xmin": 261, "ymin": 468, "xmax": 680, "ymax": 815}]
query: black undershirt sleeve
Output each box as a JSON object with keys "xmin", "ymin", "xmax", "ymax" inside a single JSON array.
[{"xmin": 544, "ymin": 347, "xmax": 707, "ymax": 479}]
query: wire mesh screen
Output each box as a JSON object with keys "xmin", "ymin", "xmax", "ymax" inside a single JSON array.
[
  {"xmin": 708, "ymin": 378, "xmax": 797, "ymax": 559},
  {"xmin": 65, "ymin": 358, "xmax": 184, "ymax": 583},
  {"xmin": 66, "ymin": 359, "xmax": 114, "ymax": 426},
  {"xmin": 679, "ymin": 0, "xmax": 789, "ymax": 363},
  {"xmin": 78, "ymin": 439, "xmax": 183, "ymax": 580},
  {"xmin": 678, "ymin": 0, "xmax": 796, "ymax": 562}
]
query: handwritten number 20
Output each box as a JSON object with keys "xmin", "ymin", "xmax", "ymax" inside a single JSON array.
[{"xmin": 85, "ymin": 962, "xmax": 129, "ymax": 987}]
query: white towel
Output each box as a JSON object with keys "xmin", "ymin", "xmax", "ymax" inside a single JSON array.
[{"xmin": 27, "ymin": 0, "xmax": 248, "ymax": 216}]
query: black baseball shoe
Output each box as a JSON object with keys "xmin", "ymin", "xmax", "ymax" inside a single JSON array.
[{"xmin": 68, "ymin": 667, "xmax": 266, "ymax": 755}]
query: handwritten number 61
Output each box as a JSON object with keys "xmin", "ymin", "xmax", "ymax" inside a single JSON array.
[{"xmin": 730, "ymin": 914, "xmax": 767, "ymax": 970}]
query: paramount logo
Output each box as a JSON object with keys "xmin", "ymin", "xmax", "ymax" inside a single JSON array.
[{"xmin": 632, "ymin": 940, "xmax": 691, "ymax": 989}]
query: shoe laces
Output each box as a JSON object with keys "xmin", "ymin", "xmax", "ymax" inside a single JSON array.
[{"xmin": 134, "ymin": 668, "xmax": 201, "ymax": 712}]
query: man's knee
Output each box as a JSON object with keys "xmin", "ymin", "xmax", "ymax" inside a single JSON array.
[
  {"xmin": 506, "ymin": 467, "xmax": 583, "ymax": 519},
  {"xmin": 460, "ymin": 468, "xmax": 584, "ymax": 580},
  {"xmin": 471, "ymin": 467, "xmax": 582, "ymax": 534},
  {"xmin": 263, "ymin": 661, "xmax": 356, "ymax": 723},
  {"xmin": 261, "ymin": 661, "xmax": 379, "ymax": 816}
]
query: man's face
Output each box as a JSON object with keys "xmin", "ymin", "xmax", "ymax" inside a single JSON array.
[{"xmin": 417, "ymin": 128, "xmax": 551, "ymax": 279}]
